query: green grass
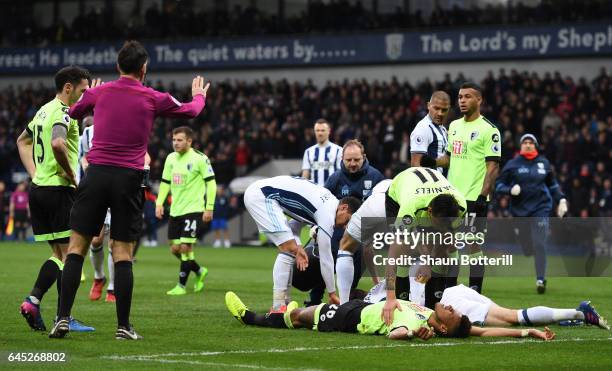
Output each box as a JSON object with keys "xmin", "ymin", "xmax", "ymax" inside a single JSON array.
[{"xmin": 1, "ymin": 242, "xmax": 611, "ymax": 370}]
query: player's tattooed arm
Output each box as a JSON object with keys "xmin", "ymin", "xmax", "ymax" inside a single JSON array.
[
  {"xmin": 17, "ymin": 129, "xmax": 35, "ymax": 179},
  {"xmin": 383, "ymin": 241, "xmax": 404, "ymax": 326},
  {"xmin": 436, "ymin": 153, "xmax": 450, "ymax": 169},
  {"xmin": 51, "ymin": 124, "xmax": 76, "ymax": 186},
  {"xmin": 480, "ymin": 160, "xmax": 500, "ymax": 198},
  {"xmin": 385, "ymin": 242, "xmax": 402, "ymax": 292}
]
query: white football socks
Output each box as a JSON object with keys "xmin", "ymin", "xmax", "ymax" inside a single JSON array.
[
  {"xmin": 90, "ymin": 245, "xmax": 105, "ymax": 280},
  {"xmin": 107, "ymin": 251, "xmax": 115, "ymax": 291},
  {"xmin": 517, "ymin": 306, "xmax": 584, "ymax": 325},
  {"xmin": 336, "ymin": 251, "xmax": 354, "ymax": 304},
  {"xmin": 272, "ymin": 252, "xmax": 295, "ymax": 310}
]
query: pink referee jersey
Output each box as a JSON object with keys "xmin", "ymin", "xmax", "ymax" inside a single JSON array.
[{"xmin": 69, "ymin": 77, "xmax": 205, "ymax": 170}]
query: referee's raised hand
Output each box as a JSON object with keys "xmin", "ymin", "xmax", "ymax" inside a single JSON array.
[
  {"xmin": 192, "ymin": 76, "xmax": 210, "ymax": 98},
  {"xmin": 89, "ymin": 78, "xmax": 103, "ymax": 89}
]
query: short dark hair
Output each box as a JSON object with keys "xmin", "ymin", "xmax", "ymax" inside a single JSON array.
[
  {"xmin": 314, "ymin": 118, "xmax": 331, "ymax": 129},
  {"xmin": 429, "ymin": 194, "xmax": 460, "ymax": 231},
  {"xmin": 172, "ymin": 126, "xmax": 194, "ymax": 139},
  {"xmin": 54, "ymin": 65, "xmax": 91, "ymax": 93},
  {"xmin": 339, "ymin": 196, "xmax": 362, "ymax": 214},
  {"xmin": 459, "ymin": 82, "xmax": 482, "ymax": 96},
  {"xmin": 451, "ymin": 315, "xmax": 472, "ymax": 338},
  {"xmin": 117, "ymin": 40, "xmax": 149, "ymax": 75},
  {"xmin": 419, "ymin": 155, "xmax": 437, "ymax": 169}
]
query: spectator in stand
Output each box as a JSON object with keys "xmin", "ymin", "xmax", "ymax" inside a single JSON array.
[
  {"xmin": 212, "ymin": 185, "xmax": 234, "ymax": 248},
  {"xmin": 0, "ymin": 181, "xmax": 7, "ymax": 240},
  {"xmin": 2, "ymin": 69, "xmax": 610, "ymax": 221},
  {"xmin": 235, "ymin": 139, "xmax": 250, "ymax": 177},
  {"xmin": 142, "ymin": 189, "xmax": 158, "ymax": 247},
  {"xmin": 9, "ymin": 181, "xmax": 29, "ymax": 241}
]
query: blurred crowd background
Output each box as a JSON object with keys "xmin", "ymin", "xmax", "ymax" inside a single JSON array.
[
  {"xmin": 2, "ymin": 0, "xmax": 611, "ymax": 47},
  {"xmin": 0, "ymin": 0, "xmax": 610, "ymax": 241},
  {"xmin": 1, "ymin": 67, "xmax": 610, "ymax": 241}
]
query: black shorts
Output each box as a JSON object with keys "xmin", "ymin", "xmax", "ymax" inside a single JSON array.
[
  {"xmin": 292, "ymin": 244, "xmax": 363, "ymax": 293},
  {"xmin": 463, "ymin": 200, "xmax": 488, "ymax": 235},
  {"xmin": 29, "ymin": 185, "xmax": 74, "ymax": 243},
  {"xmin": 13, "ymin": 209, "xmax": 28, "ymax": 225},
  {"xmin": 168, "ymin": 212, "xmax": 203, "ymax": 244},
  {"xmin": 316, "ymin": 300, "xmax": 370, "ymax": 333},
  {"xmin": 292, "ymin": 244, "xmax": 324, "ymax": 291},
  {"xmin": 70, "ymin": 165, "xmax": 144, "ymax": 242}
]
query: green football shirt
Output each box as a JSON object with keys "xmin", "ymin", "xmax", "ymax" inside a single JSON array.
[
  {"xmin": 357, "ymin": 300, "xmax": 434, "ymax": 336},
  {"xmin": 158, "ymin": 148, "xmax": 215, "ymax": 217},
  {"xmin": 387, "ymin": 167, "xmax": 467, "ymax": 229},
  {"xmin": 26, "ymin": 98, "xmax": 79, "ymax": 188},
  {"xmin": 447, "ymin": 115, "xmax": 501, "ymax": 201}
]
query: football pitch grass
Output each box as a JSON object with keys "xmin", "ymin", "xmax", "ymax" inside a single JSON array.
[{"xmin": 1, "ymin": 242, "xmax": 611, "ymax": 370}]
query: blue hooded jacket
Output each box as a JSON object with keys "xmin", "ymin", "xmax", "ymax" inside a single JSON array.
[
  {"xmin": 324, "ymin": 159, "xmax": 385, "ymax": 201},
  {"xmin": 496, "ymin": 154, "xmax": 565, "ymax": 217}
]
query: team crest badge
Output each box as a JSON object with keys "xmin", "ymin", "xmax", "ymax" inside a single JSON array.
[
  {"xmin": 385, "ymin": 33, "xmax": 404, "ymax": 60},
  {"xmin": 364, "ymin": 180, "xmax": 372, "ymax": 189},
  {"xmin": 341, "ymin": 185, "xmax": 349, "ymax": 196},
  {"xmin": 402, "ymin": 215, "xmax": 413, "ymax": 226},
  {"xmin": 537, "ymin": 162, "xmax": 544, "ymax": 169}
]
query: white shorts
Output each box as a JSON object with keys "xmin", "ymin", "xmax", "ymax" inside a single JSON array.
[
  {"xmin": 440, "ymin": 284, "xmax": 492, "ymax": 325},
  {"xmin": 244, "ymin": 181, "xmax": 295, "ymax": 246},
  {"xmin": 346, "ymin": 189, "xmax": 387, "ymax": 243}
]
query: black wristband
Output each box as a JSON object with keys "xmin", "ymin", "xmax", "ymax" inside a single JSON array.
[{"xmin": 477, "ymin": 195, "xmax": 487, "ymax": 203}]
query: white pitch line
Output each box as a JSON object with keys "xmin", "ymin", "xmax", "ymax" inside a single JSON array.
[
  {"xmin": 103, "ymin": 337, "xmax": 612, "ymax": 362},
  {"xmin": 120, "ymin": 357, "xmax": 320, "ymax": 370}
]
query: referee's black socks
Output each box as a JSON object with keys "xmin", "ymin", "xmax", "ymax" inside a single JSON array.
[
  {"xmin": 58, "ymin": 253, "xmax": 84, "ymax": 318},
  {"xmin": 114, "ymin": 260, "xmax": 133, "ymax": 328}
]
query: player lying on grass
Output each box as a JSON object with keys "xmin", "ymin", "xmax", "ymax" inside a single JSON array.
[
  {"xmin": 225, "ymin": 292, "xmax": 555, "ymax": 341},
  {"xmin": 365, "ymin": 281, "xmax": 610, "ymax": 330}
]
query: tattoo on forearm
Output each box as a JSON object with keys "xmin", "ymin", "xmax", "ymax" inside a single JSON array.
[
  {"xmin": 385, "ymin": 275, "xmax": 396, "ymax": 291},
  {"xmin": 481, "ymin": 163, "xmax": 499, "ymax": 196},
  {"xmin": 51, "ymin": 125, "xmax": 68, "ymax": 140}
]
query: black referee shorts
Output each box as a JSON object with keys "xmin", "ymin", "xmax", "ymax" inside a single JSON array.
[
  {"xmin": 70, "ymin": 165, "xmax": 144, "ymax": 242},
  {"xmin": 29, "ymin": 185, "xmax": 74, "ymax": 243},
  {"xmin": 315, "ymin": 300, "xmax": 370, "ymax": 333}
]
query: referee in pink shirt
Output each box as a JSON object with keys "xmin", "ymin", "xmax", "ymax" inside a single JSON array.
[{"xmin": 50, "ymin": 41, "xmax": 210, "ymax": 340}]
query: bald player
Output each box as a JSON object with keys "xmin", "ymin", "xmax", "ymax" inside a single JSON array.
[{"xmin": 410, "ymin": 91, "xmax": 451, "ymax": 174}]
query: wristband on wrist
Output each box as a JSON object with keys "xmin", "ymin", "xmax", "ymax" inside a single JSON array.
[{"xmin": 521, "ymin": 329, "xmax": 529, "ymax": 337}]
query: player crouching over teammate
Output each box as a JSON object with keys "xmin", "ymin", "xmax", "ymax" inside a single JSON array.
[
  {"xmin": 244, "ymin": 176, "xmax": 361, "ymax": 311},
  {"xmin": 156, "ymin": 126, "xmax": 216, "ymax": 295},
  {"xmin": 225, "ymin": 292, "xmax": 555, "ymax": 341}
]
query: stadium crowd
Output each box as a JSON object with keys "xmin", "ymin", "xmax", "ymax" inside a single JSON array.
[
  {"xmin": 0, "ymin": 67, "xmax": 610, "ymax": 240},
  {"xmin": 2, "ymin": 0, "xmax": 611, "ymax": 47}
]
